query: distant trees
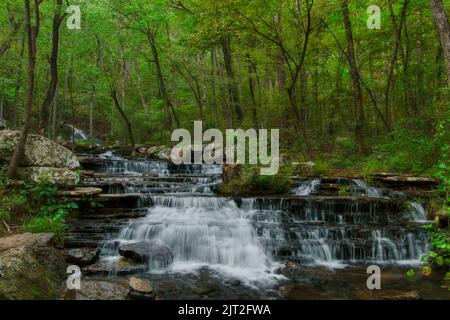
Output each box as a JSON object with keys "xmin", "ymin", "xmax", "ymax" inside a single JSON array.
[{"xmin": 0, "ymin": 0, "xmax": 448, "ymax": 160}]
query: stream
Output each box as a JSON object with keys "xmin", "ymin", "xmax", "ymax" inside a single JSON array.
[{"xmin": 65, "ymin": 153, "xmax": 450, "ymax": 299}]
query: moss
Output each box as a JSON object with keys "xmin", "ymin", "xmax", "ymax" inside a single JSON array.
[{"xmin": 219, "ymin": 164, "xmax": 293, "ymax": 196}]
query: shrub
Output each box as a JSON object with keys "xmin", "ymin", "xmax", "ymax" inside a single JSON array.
[{"xmin": 312, "ymin": 160, "xmax": 333, "ymax": 176}]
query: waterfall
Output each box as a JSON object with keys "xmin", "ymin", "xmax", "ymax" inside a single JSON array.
[
  {"xmin": 352, "ymin": 179, "xmax": 386, "ymax": 198},
  {"xmin": 97, "ymin": 153, "xmax": 281, "ymax": 284},
  {"xmin": 291, "ymin": 179, "xmax": 321, "ymax": 195},
  {"xmin": 89, "ymin": 153, "xmax": 430, "ymax": 283},
  {"xmin": 406, "ymin": 201, "xmax": 429, "ymax": 223}
]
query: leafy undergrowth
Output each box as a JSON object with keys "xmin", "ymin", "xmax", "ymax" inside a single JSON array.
[
  {"xmin": 0, "ymin": 166, "xmax": 78, "ymax": 244},
  {"xmin": 219, "ymin": 164, "xmax": 293, "ymax": 196},
  {"xmin": 406, "ymin": 142, "xmax": 450, "ymax": 289}
]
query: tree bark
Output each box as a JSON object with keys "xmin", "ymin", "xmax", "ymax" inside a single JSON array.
[
  {"xmin": 13, "ymin": 32, "xmax": 26, "ymax": 130},
  {"xmin": 112, "ymin": 89, "xmax": 135, "ymax": 154},
  {"xmin": 430, "ymin": 0, "xmax": 450, "ymax": 87},
  {"xmin": 210, "ymin": 46, "xmax": 218, "ymax": 125},
  {"xmin": 221, "ymin": 36, "xmax": 243, "ymax": 122},
  {"xmin": 147, "ymin": 31, "xmax": 180, "ymax": 128},
  {"xmin": 247, "ymin": 56, "xmax": 259, "ymax": 129},
  {"xmin": 40, "ymin": 0, "xmax": 64, "ymax": 136},
  {"xmin": 7, "ymin": 0, "xmax": 41, "ymax": 179},
  {"xmin": 342, "ymin": 0, "xmax": 367, "ymax": 154}
]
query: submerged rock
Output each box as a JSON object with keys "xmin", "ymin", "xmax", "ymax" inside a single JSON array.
[
  {"xmin": 82, "ymin": 259, "xmax": 148, "ymax": 276},
  {"xmin": 119, "ymin": 241, "xmax": 174, "ymax": 266},
  {"xmin": 0, "ymin": 233, "xmax": 65, "ymax": 300},
  {"xmin": 64, "ymin": 248, "xmax": 100, "ymax": 266},
  {"xmin": 0, "ymin": 130, "xmax": 80, "ymax": 169}
]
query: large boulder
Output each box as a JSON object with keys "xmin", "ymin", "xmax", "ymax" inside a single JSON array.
[
  {"xmin": 0, "ymin": 130, "xmax": 79, "ymax": 169},
  {"xmin": 0, "ymin": 233, "xmax": 65, "ymax": 300},
  {"xmin": 119, "ymin": 241, "xmax": 174, "ymax": 267},
  {"xmin": 16, "ymin": 167, "xmax": 80, "ymax": 186}
]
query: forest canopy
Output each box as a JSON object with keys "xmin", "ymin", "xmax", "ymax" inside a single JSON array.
[{"xmin": 0, "ymin": 0, "xmax": 449, "ymax": 175}]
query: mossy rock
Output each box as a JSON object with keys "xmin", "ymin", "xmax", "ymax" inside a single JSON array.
[{"xmin": 0, "ymin": 233, "xmax": 65, "ymax": 300}]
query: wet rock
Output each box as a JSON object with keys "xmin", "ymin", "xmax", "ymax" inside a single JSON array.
[
  {"xmin": 381, "ymin": 290, "xmax": 421, "ymax": 300},
  {"xmin": 64, "ymin": 279, "xmax": 129, "ymax": 300},
  {"xmin": 128, "ymin": 277, "xmax": 156, "ymax": 300},
  {"xmin": 0, "ymin": 233, "xmax": 65, "ymax": 300},
  {"xmin": 82, "ymin": 259, "xmax": 148, "ymax": 276},
  {"xmin": 17, "ymin": 166, "xmax": 80, "ymax": 186},
  {"xmin": 156, "ymin": 146, "xmax": 172, "ymax": 161},
  {"xmin": 64, "ymin": 248, "xmax": 100, "ymax": 266},
  {"xmin": 56, "ymin": 187, "xmax": 102, "ymax": 198},
  {"xmin": 143, "ymin": 172, "xmax": 159, "ymax": 178},
  {"xmin": 0, "ymin": 130, "xmax": 79, "ymax": 169},
  {"xmin": 119, "ymin": 241, "xmax": 174, "ymax": 266}
]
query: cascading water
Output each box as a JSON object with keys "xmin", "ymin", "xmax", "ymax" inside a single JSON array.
[
  {"xmin": 97, "ymin": 154, "xmax": 282, "ymax": 285},
  {"xmin": 291, "ymin": 179, "xmax": 321, "ymax": 195},
  {"xmin": 84, "ymin": 154, "xmax": 430, "ymax": 287},
  {"xmin": 406, "ymin": 201, "xmax": 429, "ymax": 223}
]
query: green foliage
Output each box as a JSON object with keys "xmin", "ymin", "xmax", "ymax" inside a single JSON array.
[
  {"xmin": 220, "ymin": 164, "xmax": 293, "ymax": 196},
  {"xmin": 312, "ymin": 160, "xmax": 333, "ymax": 177},
  {"xmin": 24, "ymin": 184, "xmax": 78, "ymax": 243},
  {"xmin": 0, "ymin": 166, "xmax": 78, "ymax": 241}
]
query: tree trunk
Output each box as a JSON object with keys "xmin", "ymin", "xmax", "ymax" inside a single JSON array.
[
  {"xmin": 430, "ymin": 0, "xmax": 450, "ymax": 87},
  {"xmin": 112, "ymin": 90, "xmax": 135, "ymax": 154},
  {"xmin": 342, "ymin": 0, "xmax": 367, "ymax": 154},
  {"xmin": 7, "ymin": 0, "xmax": 41, "ymax": 179},
  {"xmin": 40, "ymin": 0, "xmax": 64, "ymax": 136},
  {"xmin": 147, "ymin": 31, "xmax": 180, "ymax": 128},
  {"xmin": 210, "ymin": 46, "xmax": 218, "ymax": 125},
  {"xmin": 89, "ymin": 85, "xmax": 95, "ymax": 145},
  {"xmin": 221, "ymin": 36, "xmax": 243, "ymax": 122},
  {"xmin": 247, "ymin": 57, "xmax": 259, "ymax": 128},
  {"xmin": 13, "ymin": 32, "xmax": 26, "ymax": 130}
]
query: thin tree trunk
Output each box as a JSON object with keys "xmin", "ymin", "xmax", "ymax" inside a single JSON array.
[
  {"xmin": 342, "ymin": 0, "xmax": 367, "ymax": 154},
  {"xmin": 8, "ymin": 0, "xmax": 41, "ymax": 179},
  {"xmin": 40, "ymin": 0, "xmax": 64, "ymax": 136},
  {"xmin": 89, "ymin": 85, "xmax": 95, "ymax": 145},
  {"xmin": 247, "ymin": 57, "xmax": 259, "ymax": 128},
  {"xmin": 112, "ymin": 89, "xmax": 135, "ymax": 154},
  {"xmin": 147, "ymin": 31, "xmax": 180, "ymax": 128},
  {"xmin": 430, "ymin": 0, "xmax": 450, "ymax": 87},
  {"xmin": 210, "ymin": 46, "xmax": 218, "ymax": 125},
  {"xmin": 221, "ymin": 36, "xmax": 243, "ymax": 122},
  {"xmin": 13, "ymin": 32, "xmax": 26, "ymax": 130}
]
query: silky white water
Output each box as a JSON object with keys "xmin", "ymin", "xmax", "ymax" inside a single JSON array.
[{"xmin": 108, "ymin": 198, "xmax": 283, "ymax": 285}]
